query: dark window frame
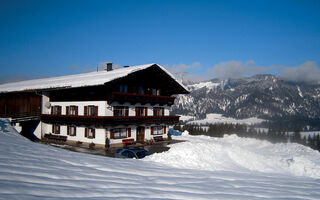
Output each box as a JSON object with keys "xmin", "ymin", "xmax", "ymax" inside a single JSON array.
[
  {"xmin": 113, "ymin": 106, "xmax": 129, "ymax": 116},
  {"xmin": 153, "ymin": 107, "xmax": 164, "ymax": 116},
  {"xmin": 52, "ymin": 106, "xmax": 61, "ymax": 115},
  {"xmin": 135, "ymin": 107, "xmax": 147, "ymax": 116},
  {"xmin": 113, "ymin": 128, "xmax": 129, "ymax": 139},
  {"xmin": 67, "ymin": 126, "xmax": 77, "ymax": 136},
  {"xmin": 52, "ymin": 124, "xmax": 60, "ymax": 134},
  {"xmin": 151, "ymin": 126, "xmax": 164, "ymax": 135}
]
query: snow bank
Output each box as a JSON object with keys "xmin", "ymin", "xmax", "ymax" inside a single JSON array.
[
  {"xmin": 188, "ymin": 113, "xmax": 265, "ymax": 125},
  {"xmin": 146, "ymin": 134, "xmax": 320, "ymax": 178},
  {"xmin": 1, "ymin": 119, "xmax": 320, "ymax": 199}
]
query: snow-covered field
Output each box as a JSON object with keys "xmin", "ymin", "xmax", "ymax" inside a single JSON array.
[
  {"xmin": 178, "ymin": 115, "xmax": 196, "ymax": 122},
  {"xmin": 188, "ymin": 113, "xmax": 265, "ymax": 125},
  {"xmin": 1, "ymin": 118, "xmax": 320, "ymax": 199}
]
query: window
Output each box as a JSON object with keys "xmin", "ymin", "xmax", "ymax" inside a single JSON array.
[
  {"xmin": 52, "ymin": 106, "xmax": 61, "ymax": 115},
  {"xmin": 113, "ymin": 128, "xmax": 127, "ymax": 139},
  {"xmin": 135, "ymin": 107, "xmax": 147, "ymax": 116},
  {"xmin": 67, "ymin": 126, "xmax": 76, "ymax": 136},
  {"xmin": 153, "ymin": 107, "xmax": 164, "ymax": 116},
  {"xmin": 120, "ymin": 85, "xmax": 128, "ymax": 93},
  {"xmin": 84, "ymin": 105, "xmax": 98, "ymax": 116},
  {"xmin": 52, "ymin": 124, "xmax": 60, "ymax": 134},
  {"xmin": 152, "ymin": 88, "xmax": 160, "ymax": 96},
  {"xmin": 151, "ymin": 126, "xmax": 164, "ymax": 135},
  {"xmin": 85, "ymin": 128, "xmax": 95, "ymax": 139},
  {"xmin": 122, "ymin": 150, "xmax": 135, "ymax": 158},
  {"xmin": 66, "ymin": 106, "xmax": 78, "ymax": 115},
  {"xmin": 113, "ymin": 106, "xmax": 129, "ymax": 116},
  {"xmin": 138, "ymin": 86, "xmax": 144, "ymax": 94},
  {"xmin": 112, "ymin": 128, "xmax": 130, "ymax": 139}
]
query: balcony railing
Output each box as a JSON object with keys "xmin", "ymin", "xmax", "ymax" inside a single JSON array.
[
  {"xmin": 108, "ymin": 92, "xmax": 176, "ymax": 106},
  {"xmin": 41, "ymin": 114, "xmax": 180, "ymax": 127}
]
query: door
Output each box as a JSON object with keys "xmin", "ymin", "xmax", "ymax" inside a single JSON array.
[{"xmin": 136, "ymin": 126, "xmax": 145, "ymax": 143}]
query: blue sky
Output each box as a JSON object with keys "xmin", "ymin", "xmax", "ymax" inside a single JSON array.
[{"xmin": 0, "ymin": 0, "xmax": 320, "ymax": 82}]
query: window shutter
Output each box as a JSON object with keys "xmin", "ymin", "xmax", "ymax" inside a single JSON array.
[
  {"xmin": 57, "ymin": 126, "xmax": 60, "ymax": 134},
  {"xmin": 67, "ymin": 126, "xmax": 70, "ymax": 135},
  {"xmin": 92, "ymin": 129, "xmax": 95, "ymax": 138},
  {"xmin": 125, "ymin": 108, "xmax": 129, "ymax": 116},
  {"xmin": 84, "ymin": 106, "xmax": 88, "ymax": 116},
  {"xmin": 135, "ymin": 108, "xmax": 138, "ymax": 116},
  {"xmin": 85, "ymin": 128, "xmax": 88, "ymax": 137},
  {"xmin": 128, "ymin": 128, "xmax": 131, "ymax": 137},
  {"xmin": 66, "ymin": 106, "xmax": 70, "ymax": 115},
  {"xmin": 151, "ymin": 127, "xmax": 154, "ymax": 135},
  {"xmin": 51, "ymin": 107, "xmax": 53, "ymax": 115},
  {"xmin": 52, "ymin": 124, "xmax": 54, "ymax": 133},
  {"xmin": 58, "ymin": 106, "xmax": 62, "ymax": 115},
  {"xmin": 95, "ymin": 106, "xmax": 98, "ymax": 116},
  {"xmin": 110, "ymin": 129, "xmax": 114, "ymax": 139},
  {"xmin": 144, "ymin": 108, "xmax": 148, "ymax": 116},
  {"xmin": 75, "ymin": 106, "xmax": 78, "ymax": 115},
  {"xmin": 74, "ymin": 127, "xmax": 77, "ymax": 136},
  {"xmin": 164, "ymin": 126, "xmax": 166, "ymax": 134}
]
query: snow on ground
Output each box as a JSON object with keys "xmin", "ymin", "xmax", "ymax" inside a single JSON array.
[
  {"xmin": 1, "ymin": 118, "xmax": 320, "ymax": 199},
  {"xmin": 300, "ymin": 131, "xmax": 320, "ymax": 139},
  {"xmin": 178, "ymin": 115, "xmax": 196, "ymax": 122},
  {"xmin": 188, "ymin": 113, "xmax": 265, "ymax": 125},
  {"xmin": 285, "ymin": 131, "xmax": 320, "ymax": 139},
  {"xmin": 146, "ymin": 135, "xmax": 320, "ymax": 178}
]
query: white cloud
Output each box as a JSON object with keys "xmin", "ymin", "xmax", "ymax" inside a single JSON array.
[
  {"xmin": 165, "ymin": 61, "xmax": 320, "ymax": 83},
  {"xmin": 165, "ymin": 62, "xmax": 210, "ymax": 82},
  {"xmin": 280, "ymin": 61, "xmax": 320, "ymax": 83},
  {"xmin": 166, "ymin": 62, "xmax": 201, "ymax": 73},
  {"xmin": 208, "ymin": 60, "xmax": 283, "ymax": 80}
]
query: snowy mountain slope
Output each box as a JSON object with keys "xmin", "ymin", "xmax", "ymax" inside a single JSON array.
[
  {"xmin": 187, "ymin": 113, "xmax": 265, "ymax": 125},
  {"xmin": 172, "ymin": 75, "xmax": 320, "ymax": 121},
  {"xmin": 1, "ymin": 119, "xmax": 320, "ymax": 199}
]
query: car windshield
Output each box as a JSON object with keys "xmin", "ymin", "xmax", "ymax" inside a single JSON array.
[
  {"xmin": 116, "ymin": 149, "xmax": 124, "ymax": 153},
  {"xmin": 136, "ymin": 151, "xmax": 147, "ymax": 159}
]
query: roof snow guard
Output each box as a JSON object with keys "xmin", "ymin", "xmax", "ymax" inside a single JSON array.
[{"xmin": 0, "ymin": 63, "xmax": 189, "ymax": 94}]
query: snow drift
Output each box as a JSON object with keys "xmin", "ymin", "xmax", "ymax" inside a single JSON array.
[
  {"xmin": 0, "ymin": 118, "xmax": 320, "ymax": 199},
  {"xmin": 147, "ymin": 134, "xmax": 320, "ymax": 178}
]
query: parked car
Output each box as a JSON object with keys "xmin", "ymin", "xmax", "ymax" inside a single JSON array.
[{"xmin": 115, "ymin": 147, "xmax": 150, "ymax": 159}]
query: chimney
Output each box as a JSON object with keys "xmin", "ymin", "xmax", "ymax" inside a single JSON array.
[{"xmin": 105, "ymin": 62, "xmax": 113, "ymax": 71}]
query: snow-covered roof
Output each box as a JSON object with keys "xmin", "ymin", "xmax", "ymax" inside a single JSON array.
[{"xmin": 0, "ymin": 63, "xmax": 188, "ymax": 93}]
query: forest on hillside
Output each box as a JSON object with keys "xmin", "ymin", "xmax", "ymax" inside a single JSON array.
[{"xmin": 173, "ymin": 123, "xmax": 320, "ymax": 151}]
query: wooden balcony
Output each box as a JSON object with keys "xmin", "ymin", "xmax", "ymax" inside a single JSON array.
[
  {"xmin": 41, "ymin": 114, "xmax": 180, "ymax": 127},
  {"xmin": 108, "ymin": 92, "xmax": 176, "ymax": 106}
]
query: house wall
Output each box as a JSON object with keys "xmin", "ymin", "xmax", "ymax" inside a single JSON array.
[
  {"xmin": 13, "ymin": 122, "xmax": 22, "ymax": 133},
  {"xmin": 51, "ymin": 101, "xmax": 108, "ymax": 116},
  {"xmin": 42, "ymin": 92, "xmax": 50, "ymax": 115},
  {"xmin": 46, "ymin": 98, "xmax": 171, "ymax": 147},
  {"xmin": 33, "ymin": 122, "xmax": 42, "ymax": 139},
  {"xmin": 43, "ymin": 123, "xmax": 105, "ymax": 145},
  {"xmin": 51, "ymin": 101, "xmax": 170, "ymax": 117}
]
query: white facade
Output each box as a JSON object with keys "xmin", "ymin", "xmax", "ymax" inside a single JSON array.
[{"xmin": 41, "ymin": 97, "xmax": 170, "ymax": 147}]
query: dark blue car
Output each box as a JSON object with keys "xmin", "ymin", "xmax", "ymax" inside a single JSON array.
[{"xmin": 115, "ymin": 147, "xmax": 150, "ymax": 159}]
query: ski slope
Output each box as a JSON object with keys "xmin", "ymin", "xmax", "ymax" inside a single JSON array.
[{"xmin": 0, "ymin": 118, "xmax": 319, "ymax": 199}]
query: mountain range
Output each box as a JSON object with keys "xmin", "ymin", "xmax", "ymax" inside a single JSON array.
[{"xmin": 171, "ymin": 75, "xmax": 320, "ymax": 127}]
